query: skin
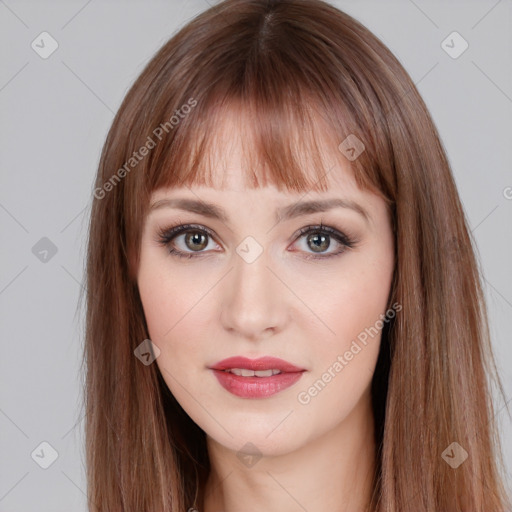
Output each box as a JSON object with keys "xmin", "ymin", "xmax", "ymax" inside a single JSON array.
[{"xmin": 137, "ymin": 113, "xmax": 395, "ymax": 512}]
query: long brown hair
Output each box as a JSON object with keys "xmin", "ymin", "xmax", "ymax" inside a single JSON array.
[{"xmin": 81, "ymin": 0, "xmax": 511, "ymax": 510}]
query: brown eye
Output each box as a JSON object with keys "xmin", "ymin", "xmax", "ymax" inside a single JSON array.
[{"xmin": 184, "ymin": 231, "xmax": 209, "ymax": 251}]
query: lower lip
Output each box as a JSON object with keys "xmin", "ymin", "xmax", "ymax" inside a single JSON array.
[{"xmin": 211, "ymin": 369, "xmax": 304, "ymax": 398}]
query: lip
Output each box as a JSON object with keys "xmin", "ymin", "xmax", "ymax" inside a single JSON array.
[
  {"xmin": 209, "ymin": 356, "xmax": 306, "ymax": 399},
  {"xmin": 209, "ymin": 356, "xmax": 305, "ymax": 373}
]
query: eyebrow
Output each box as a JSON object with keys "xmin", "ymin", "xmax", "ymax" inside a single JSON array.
[{"xmin": 149, "ymin": 197, "xmax": 370, "ymax": 224}]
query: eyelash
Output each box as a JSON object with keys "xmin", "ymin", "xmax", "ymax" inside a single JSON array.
[{"xmin": 155, "ymin": 222, "xmax": 358, "ymax": 261}]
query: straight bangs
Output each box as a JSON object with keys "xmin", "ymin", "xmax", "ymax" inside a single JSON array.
[{"xmin": 145, "ymin": 76, "xmax": 391, "ymax": 200}]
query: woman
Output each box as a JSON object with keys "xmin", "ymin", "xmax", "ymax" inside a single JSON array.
[{"xmin": 83, "ymin": 0, "xmax": 511, "ymax": 510}]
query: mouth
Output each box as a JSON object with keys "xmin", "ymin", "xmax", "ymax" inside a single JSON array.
[
  {"xmin": 222, "ymin": 368, "xmax": 283, "ymax": 377},
  {"xmin": 209, "ymin": 356, "xmax": 306, "ymax": 398},
  {"xmin": 209, "ymin": 355, "xmax": 305, "ymax": 373}
]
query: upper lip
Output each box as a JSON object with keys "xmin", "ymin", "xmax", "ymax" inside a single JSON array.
[{"xmin": 209, "ymin": 356, "xmax": 305, "ymax": 373}]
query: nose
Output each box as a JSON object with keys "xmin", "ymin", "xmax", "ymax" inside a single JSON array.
[{"xmin": 219, "ymin": 247, "xmax": 289, "ymax": 341}]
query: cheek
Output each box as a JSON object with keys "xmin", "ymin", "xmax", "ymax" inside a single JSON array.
[
  {"xmin": 292, "ymin": 253, "xmax": 393, "ymax": 398},
  {"xmin": 327, "ymin": 272, "xmax": 390, "ymax": 346},
  {"xmin": 296, "ymin": 258, "xmax": 392, "ymax": 350},
  {"xmin": 137, "ymin": 257, "xmax": 225, "ymax": 427},
  {"xmin": 137, "ymin": 254, "xmax": 217, "ymax": 367}
]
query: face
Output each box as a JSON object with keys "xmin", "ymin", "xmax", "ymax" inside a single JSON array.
[{"xmin": 137, "ymin": 116, "xmax": 395, "ymax": 457}]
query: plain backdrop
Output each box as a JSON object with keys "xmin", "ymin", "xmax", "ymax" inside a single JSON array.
[{"xmin": 0, "ymin": 0, "xmax": 511, "ymax": 510}]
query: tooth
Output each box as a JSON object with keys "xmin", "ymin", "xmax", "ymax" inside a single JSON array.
[
  {"xmin": 253, "ymin": 369, "xmax": 272, "ymax": 377},
  {"xmin": 225, "ymin": 368, "xmax": 283, "ymax": 377}
]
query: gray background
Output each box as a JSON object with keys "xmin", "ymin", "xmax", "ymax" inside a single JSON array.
[{"xmin": 0, "ymin": 0, "xmax": 511, "ymax": 510}]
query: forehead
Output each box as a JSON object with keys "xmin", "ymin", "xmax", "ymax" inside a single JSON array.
[
  {"xmin": 154, "ymin": 102, "xmax": 361, "ymax": 196},
  {"xmin": 149, "ymin": 166, "xmax": 362, "ymax": 205}
]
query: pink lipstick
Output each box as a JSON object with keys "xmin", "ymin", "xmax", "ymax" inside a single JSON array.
[{"xmin": 209, "ymin": 356, "xmax": 305, "ymax": 398}]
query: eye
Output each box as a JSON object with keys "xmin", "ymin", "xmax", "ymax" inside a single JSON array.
[
  {"xmin": 291, "ymin": 223, "xmax": 357, "ymax": 260},
  {"xmin": 156, "ymin": 223, "xmax": 219, "ymax": 259},
  {"xmin": 156, "ymin": 222, "xmax": 357, "ymax": 260}
]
